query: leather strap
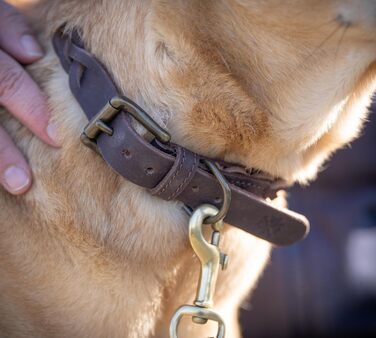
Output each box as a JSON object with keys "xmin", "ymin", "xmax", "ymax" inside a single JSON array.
[{"xmin": 52, "ymin": 27, "xmax": 309, "ymax": 246}]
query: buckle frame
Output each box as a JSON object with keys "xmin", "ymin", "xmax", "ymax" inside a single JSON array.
[{"xmin": 80, "ymin": 96, "xmax": 171, "ymax": 152}]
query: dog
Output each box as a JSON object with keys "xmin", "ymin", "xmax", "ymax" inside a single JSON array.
[{"xmin": 1, "ymin": 0, "xmax": 375, "ymax": 337}]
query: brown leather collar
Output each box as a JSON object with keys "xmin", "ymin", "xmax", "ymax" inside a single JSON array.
[{"xmin": 52, "ymin": 27, "xmax": 309, "ymax": 246}]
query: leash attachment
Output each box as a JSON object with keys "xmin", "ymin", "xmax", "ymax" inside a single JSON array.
[{"xmin": 169, "ymin": 204, "xmax": 228, "ymax": 338}]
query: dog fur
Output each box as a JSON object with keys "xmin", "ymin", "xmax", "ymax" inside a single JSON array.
[{"xmin": 1, "ymin": 0, "xmax": 376, "ymax": 337}]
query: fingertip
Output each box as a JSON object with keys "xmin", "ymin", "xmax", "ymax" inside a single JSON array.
[
  {"xmin": 45, "ymin": 122, "xmax": 61, "ymax": 147},
  {"xmin": 0, "ymin": 1, "xmax": 44, "ymax": 64},
  {"xmin": 2, "ymin": 165, "xmax": 32, "ymax": 195},
  {"xmin": 20, "ymin": 34, "xmax": 44, "ymax": 61}
]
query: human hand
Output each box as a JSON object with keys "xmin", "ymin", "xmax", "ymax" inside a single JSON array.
[{"xmin": 0, "ymin": 0, "xmax": 59, "ymax": 195}]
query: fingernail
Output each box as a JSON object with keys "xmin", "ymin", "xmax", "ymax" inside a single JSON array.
[
  {"xmin": 20, "ymin": 35, "xmax": 44, "ymax": 58},
  {"xmin": 46, "ymin": 122, "xmax": 60, "ymax": 146},
  {"xmin": 3, "ymin": 166, "xmax": 30, "ymax": 193}
]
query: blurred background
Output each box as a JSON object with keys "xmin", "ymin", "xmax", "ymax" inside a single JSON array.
[{"xmin": 241, "ymin": 107, "xmax": 376, "ymax": 337}]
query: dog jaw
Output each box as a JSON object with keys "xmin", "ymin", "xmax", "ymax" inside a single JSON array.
[{"xmin": 145, "ymin": 0, "xmax": 376, "ymax": 183}]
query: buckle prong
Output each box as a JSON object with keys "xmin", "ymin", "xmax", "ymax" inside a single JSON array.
[{"xmin": 95, "ymin": 120, "xmax": 113, "ymax": 136}]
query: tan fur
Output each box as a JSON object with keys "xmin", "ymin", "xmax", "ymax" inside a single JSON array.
[{"xmin": 1, "ymin": 0, "xmax": 376, "ymax": 337}]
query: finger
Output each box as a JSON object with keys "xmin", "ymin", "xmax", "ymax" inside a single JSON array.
[
  {"xmin": 0, "ymin": 124, "xmax": 31, "ymax": 194},
  {"xmin": 0, "ymin": 0, "xmax": 43, "ymax": 63},
  {"xmin": 0, "ymin": 50, "xmax": 59, "ymax": 147}
]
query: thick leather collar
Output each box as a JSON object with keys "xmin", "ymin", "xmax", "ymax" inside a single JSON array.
[{"xmin": 52, "ymin": 27, "xmax": 309, "ymax": 246}]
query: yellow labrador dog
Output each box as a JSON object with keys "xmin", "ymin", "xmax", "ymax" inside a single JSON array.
[{"xmin": 1, "ymin": 0, "xmax": 376, "ymax": 337}]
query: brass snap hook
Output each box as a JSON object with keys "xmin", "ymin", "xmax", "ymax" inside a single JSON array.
[
  {"xmin": 189, "ymin": 204, "xmax": 227, "ymax": 307},
  {"xmin": 169, "ymin": 204, "xmax": 228, "ymax": 338}
]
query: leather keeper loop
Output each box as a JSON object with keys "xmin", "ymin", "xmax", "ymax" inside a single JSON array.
[{"xmin": 150, "ymin": 146, "xmax": 199, "ymax": 200}]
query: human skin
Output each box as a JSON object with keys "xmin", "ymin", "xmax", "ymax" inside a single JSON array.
[{"xmin": 0, "ymin": 0, "xmax": 59, "ymax": 195}]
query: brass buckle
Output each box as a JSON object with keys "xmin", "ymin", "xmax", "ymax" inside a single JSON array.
[{"xmin": 80, "ymin": 96, "xmax": 171, "ymax": 152}]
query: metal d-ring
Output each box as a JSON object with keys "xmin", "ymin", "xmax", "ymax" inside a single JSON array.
[{"xmin": 203, "ymin": 160, "xmax": 232, "ymax": 225}]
